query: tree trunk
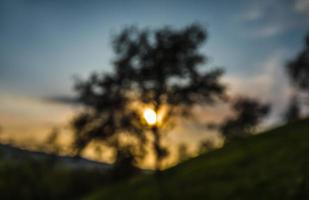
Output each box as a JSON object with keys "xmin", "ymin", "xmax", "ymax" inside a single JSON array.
[{"xmin": 152, "ymin": 126, "xmax": 161, "ymax": 172}]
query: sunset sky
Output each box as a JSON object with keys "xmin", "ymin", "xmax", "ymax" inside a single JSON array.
[{"xmin": 0, "ymin": 0, "xmax": 309, "ymax": 162}]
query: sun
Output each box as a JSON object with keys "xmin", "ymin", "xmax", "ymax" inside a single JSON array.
[{"xmin": 143, "ymin": 108, "xmax": 157, "ymax": 126}]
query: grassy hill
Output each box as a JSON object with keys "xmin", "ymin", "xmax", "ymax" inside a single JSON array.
[
  {"xmin": 0, "ymin": 144, "xmax": 111, "ymax": 171},
  {"xmin": 85, "ymin": 118, "xmax": 309, "ymax": 200},
  {"xmin": 0, "ymin": 145, "xmax": 111, "ymax": 200}
]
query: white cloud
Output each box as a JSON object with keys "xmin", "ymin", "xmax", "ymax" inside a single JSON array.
[
  {"xmin": 238, "ymin": 0, "xmax": 274, "ymax": 22},
  {"xmin": 240, "ymin": 7, "xmax": 264, "ymax": 22},
  {"xmin": 251, "ymin": 24, "xmax": 285, "ymax": 38},
  {"xmin": 223, "ymin": 50, "xmax": 293, "ymax": 125},
  {"xmin": 239, "ymin": 0, "xmax": 309, "ymax": 38},
  {"xmin": 294, "ymin": 0, "xmax": 309, "ymax": 13}
]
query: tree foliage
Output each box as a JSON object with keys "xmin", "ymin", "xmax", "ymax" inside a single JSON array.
[
  {"xmin": 286, "ymin": 34, "xmax": 309, "ymax": 96},
  {"xmin": 284, "ymin": 96, "xmax": 301, "ymax": 123},
  {"xmin": 219, "ymin": 97, "xmax": 270, "ymax": 142},
  {"xmin": 72, "ymin": 24, "xmax": 226, "ymax": 170}
]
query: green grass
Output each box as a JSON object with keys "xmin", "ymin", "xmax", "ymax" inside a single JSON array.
[
  {"xmin": 0, "ymin": 157, "xmax": 109, "ymax": 200},
  {"xmin": 85, "ymin": 118, "xmax": 309, "ymax": 200}
]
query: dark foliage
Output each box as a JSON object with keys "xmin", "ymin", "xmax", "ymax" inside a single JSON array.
[
  {"xmin": 72, "ymin": 24, "xmax": 226, "ymax": 171},
  {"xmin": 177, "ymin": 143, "xmax": 190, "ymax": 163},
  {"xmin": 286, "ymin": 34, "xmax": 309, "ymax": 95},
  {"xmin": 220, "ymin": 97, "xmax": 270, "ymax": 141},
  {"xmin": 0, "ymin": 157, "xmax": 109, "ymax": 200},
  {"xmin": 111, "ymin": 148, "xmax": 139, "ymax": 180},
  {"xmin": 284, "ymin": 96, "xmax": 301, "ymax": 123}
]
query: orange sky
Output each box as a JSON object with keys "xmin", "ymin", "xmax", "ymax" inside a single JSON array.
[
  {"xmin": 0, "ymin": 64, "xmax": 293, "ymax": 168},
  {"xmin": 0, "ymin": 90, "xmax": 229, "ymax": 168},
  {"xmin": 1, "ymin": 0, "xmax": 308, "ymax": 169}
]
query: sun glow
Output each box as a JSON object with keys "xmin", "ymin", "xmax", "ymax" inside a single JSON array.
[{"xmin": 143, "ymin": 108, "xmax": 157, "ymax": 126}]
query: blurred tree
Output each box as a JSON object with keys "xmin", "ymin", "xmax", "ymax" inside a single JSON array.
[
  {"xmin": 112, "ymin": 146, "xmax": 139, "ymax": 180},
  {"xmin": 177, "ymin": 143, "xmax": 190, "ymax": 163},
  {"xmin": 286, "ymin": 34, "xmax": 309, "ymax": 105},
  {"xmin": 46, "ymin": 127, "xmax": 61, "ymax": 153},
  {"xmin": 72, "ymin": 24, "xmax": 226, "ymax": 172},
  {"xmin": 284, "ymin": 96, "xmax": 301, "ymax": 122},
  {"xmin": 218, "ymin": 97, "xmax": 270, "ymax": 142},
  {"xmin": 198, "ymin": 139, "xmax": 216, "ymax": 154},
  {"xmin": 44, "ymin": 127, "xmax": 61, "ymax": 165}
]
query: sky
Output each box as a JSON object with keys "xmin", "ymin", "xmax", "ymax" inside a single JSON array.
[{"xmin": 0, "ymin": 0, "xmax": 309, "ymax": 163}]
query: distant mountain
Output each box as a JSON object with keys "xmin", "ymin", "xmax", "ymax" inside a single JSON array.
[{"xmin": 0, "ymin": 143, "xmax": 111, "ymax": 170}]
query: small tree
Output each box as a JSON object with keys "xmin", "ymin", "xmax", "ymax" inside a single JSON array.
[
  {"xmin": 177, "ymin": 143, "xmax": 190, "ymax": 163},
  {"xmin": 219, "ymin": 97, "xmax": 270, "ymax": 142},
  {"xmin": 198, "ymin": 139, "xmax": 216, "ymax": 154},
  {"xmin": 286, "ymin": 34, "xmax": 309, "ymax": 105},
  {"xmin": 72, "ymin": 24, "xmax": 226, "ymax": 171},
  {"xmin": 284, "ymin": 96, "xmax": 301, "ymax": 122}
]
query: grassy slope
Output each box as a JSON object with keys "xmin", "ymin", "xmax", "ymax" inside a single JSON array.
[
  {"xmin": 0, "ymin": 157, "xmax": 109, "ymax": 200},
  {"xmin": 86, "ymin": 118, "xmax": 309, "ymax": 200}
]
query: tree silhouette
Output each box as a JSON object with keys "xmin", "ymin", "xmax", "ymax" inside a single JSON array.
[
  {"xmin": 219, "ymin": 97, "xmax": 270, "ymax": 142},
  {"xmin": 284, "ymin": 96, "xmax": 301, "ymax": 122},
  {"xmin": 198, "ymin": 139, "xmax": 216, "ymax": 154},
  {"xmin": 286, "ymin": 34, "xmax": 309, "ymax": 104},
  {"xmin": 72, "ymin": 24, "xmax": 226, "ymax": 171},
  {"xmin": 177, "ymin": 143, "xmax": 190, "ymax": 163}
]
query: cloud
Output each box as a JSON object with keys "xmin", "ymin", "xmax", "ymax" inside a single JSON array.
[
  {"xmin": 239, "ymin": 0, "xmax": 309, "ymax": 38},
  {"xmin": 0, "ymin": 92, "xmax": 77, "ymax": 143},
  {"xmin": 251, "ymin": 24, "xmax": 286, "ymax": 38},
  {"xmin": 238, "ymin": 1, "xmax": 286, "ymax": 38},
  {"xmin": 294, "ymin": 0, "xmax": 309, "ymax": 13},
  {"xmin": 44, "ymin": 95, "xmax": 79, "ymax": 105},
  {"xmin": 223, "ymin": 49, "xmax": 293, "ymax": 125},
  {"xmin": 240, "ymin": 7, "xmax": 264, "ymax": 22}
]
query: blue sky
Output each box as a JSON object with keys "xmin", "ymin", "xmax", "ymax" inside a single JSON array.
[
  {"xmin": 0, "ymin": 0, "xmax": 309, "ymax": 160},
  {"xmin": 1, "ymin": 0, "xmax": 308, "ymax": 96}
]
